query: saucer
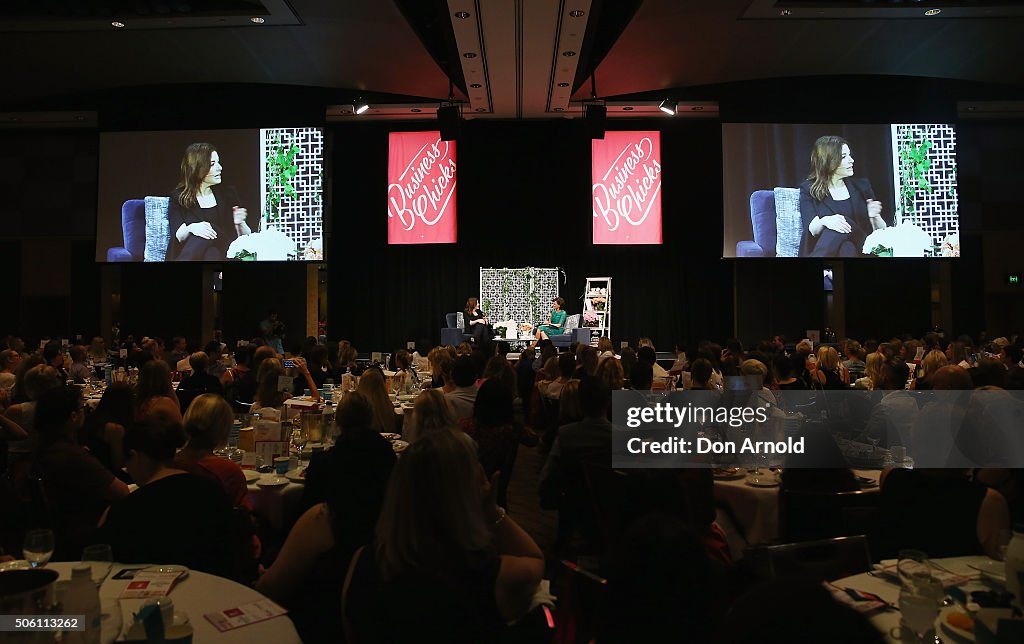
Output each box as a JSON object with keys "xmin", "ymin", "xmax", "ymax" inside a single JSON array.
[
  {"xmin": 744, "ymin": 474, "xmax": 780, "ymax": 488},
  {"xmin": 285, "ymin": 468, "xmax": 307, "ymax": 483},
  {"xmin": 242, "ymin": 470, "xmax": 261, "ymax": 484},
  {"xmin": 256, "ymin": 476, "xmax": 289, "ymax": 488}
]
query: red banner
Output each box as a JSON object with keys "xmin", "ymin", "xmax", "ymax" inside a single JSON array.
[
  {"xmin": 592, "ymin": 131, "xmax": 663, "ymax": 244},
  {"xmin": 387, "ymin": 132, "xmax": 457, "ymax": 244}
]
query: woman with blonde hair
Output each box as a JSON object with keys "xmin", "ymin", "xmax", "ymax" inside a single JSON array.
[
  {"xmin": 809, "ymin": 346, "xmax": 849, "ymax": 389},
  {"xmin": 343, "ymin": 429, "xmax": 544, "ymax": 641},
  {"xmin": 357, "ymin": 367, "xmax": 397, "ymax": 435},
  {"xmin": 912, "ymin": 349, "xmax": 949, "ymax": 390},
  {"xmin": 404, "ymin": 389, "xmax": 457, "ymax": 443},
  {"xmin": 175, "ymin": 394, "xmax": 249, "ymax": 508},
  {"xmin": 855, "ymin": 352, "xmax": 886, "ymax": 390}
]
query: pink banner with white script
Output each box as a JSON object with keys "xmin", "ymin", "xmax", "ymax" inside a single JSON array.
[
  {"xmin": 592, "ymin": 131, "xmax": 663, "ymax": 244},
  {"xmin": 387, "ymin": 131, "xmax": 457, "ymax": 244}
]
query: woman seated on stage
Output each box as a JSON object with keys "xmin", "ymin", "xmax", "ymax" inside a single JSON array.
[
  {"xmin": 532, "ymin": 297, "xmax": 567, "ymax": 347},
  {"xmin": 463, "ymin": 297, "xmax": 492, "ymax": 344}
]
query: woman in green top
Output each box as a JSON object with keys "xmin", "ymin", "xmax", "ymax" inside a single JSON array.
[{"xmin": 533, "ymin": 297, "xmax": 567, "ymax": 347}]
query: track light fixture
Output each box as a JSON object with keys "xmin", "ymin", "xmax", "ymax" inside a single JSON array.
[
  {"xmin": 354, "ymin": 99, "xmax": 370, "ymax": 115},
  {"xmin": 659, "ymin": 99, "xmax": 677, "ymax": 116}
]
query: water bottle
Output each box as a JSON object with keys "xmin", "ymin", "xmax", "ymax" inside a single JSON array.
[
  {"xmin": 103, "ymin": 365, "xmax": 112, "ymax": 386},
  {"xmin": 322, "ymin": 400, "xmax": 336, "ymax": 439},
  {"xmin": 63, "ymin": 563, "xmax": 101, "ymax": 643},
  {"xmin": 1006, "ymin": 523, "xmax": 1024, "ymax": 608}
]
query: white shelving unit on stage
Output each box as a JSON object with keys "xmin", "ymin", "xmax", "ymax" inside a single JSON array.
[{"xmin": 583, "ymin": 277, "xmax": 612, "ymax": 339}]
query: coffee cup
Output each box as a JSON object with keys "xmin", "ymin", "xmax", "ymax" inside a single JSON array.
[
  {"xmin": 308, "ymin": 443, "xmax": 324, "ymax": 456},
  {"xmin": 274, "ymin": 456, "xmax": 290, "ymax": 475}
]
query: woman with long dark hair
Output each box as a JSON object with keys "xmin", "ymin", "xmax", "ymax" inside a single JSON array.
[
  {"xmin": 799, "ymin": 135, "xmax": 887, "ymax": 257},
  {"xmin": 166, "ymin": 142, "xmax": 253, "ymax": 261},
  {"xmin": 463, "ymin": 297, "xmax": 491, "ymax": 344}
]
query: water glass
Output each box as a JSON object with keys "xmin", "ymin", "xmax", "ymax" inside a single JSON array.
[
  {"xmin": 82, "ymin": 543, "xmax": 113, "ymax": 587},
  {"xmin": 23, "ymin": 529, "xmax": 55, "ymax": 568}
]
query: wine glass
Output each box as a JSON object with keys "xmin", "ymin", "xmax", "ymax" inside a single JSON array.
[
  {"xmin": 23, "ymin": 529, "xmax": 55, "ymax": 568},
  {"xmin": 897, "ymin": 572, "xmax": 943, "ymax": 642},
  {"xmin": 290, "ymin": 427, "xmax": 307, "ymax": 462},
  {"xmin": 82, "ymin": 544, "xmax": 113, "ymax": 587}
]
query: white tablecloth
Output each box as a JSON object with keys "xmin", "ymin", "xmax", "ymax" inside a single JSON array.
[
  {"xmin": 833, "ymin": 555, "xmax": 993, "ymax": 642},
  {"xmin": 713, "ymin": 469, "xmax": 881, "ymax": 546},
  {"xmin": 47, "ymin": 561, "xmax": 300, "ymax": 643},
  {"xmin": 246, "ymin": 480, "xmax": 305, "ymax": 532}
]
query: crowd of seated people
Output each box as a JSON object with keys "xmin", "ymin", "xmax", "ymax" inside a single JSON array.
[{"xmin": 1, "ymin": 328, "xmax": 1023, "ymax": 642}]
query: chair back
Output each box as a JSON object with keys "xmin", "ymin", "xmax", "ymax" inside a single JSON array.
[
  {"xmin": 121, "ymin": 199, "xmax": 147, "ymax": 260},
  {"xmin": 564, "ymin": 314, "xmax": 581, "ymax": 331},
  {"xmin": 780, "ymin": 487, "xmax": 880, "ymax": 542},
  {"xmin": 748, "ymin": 190, "xmax": 777, "ymax": 258},
  {"xmin": 743, "ymin": 535, "xmax": 873, "ymax": 584},
  {"xmin": 445, "ymin": 312, "xmax": 459, "ymax": 329}
]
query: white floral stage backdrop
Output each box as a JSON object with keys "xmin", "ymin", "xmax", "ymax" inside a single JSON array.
[
  {"xmin": 260, "ymin": 127, "xmax": 324, "ymax": 256},
  {"xmin": 890, "ymin": 123, "xmax": 959, "ymax": 257},
  {"xmin": 478, "ymin": 267, "xmax": 562, "ymax": 328}
]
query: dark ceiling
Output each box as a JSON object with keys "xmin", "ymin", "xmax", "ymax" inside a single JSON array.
[{"xmin": 2, "ymin": 0, "xmax": 1024, "ymax": 114}]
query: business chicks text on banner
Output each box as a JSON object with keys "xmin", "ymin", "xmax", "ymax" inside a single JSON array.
[
  {"xmin": 592, "ymin": 131, "xmax": 663, "ymax": 245},
  {"xmin": 387, "ymin": 131, "xmax": 457, "ymax": 244}
]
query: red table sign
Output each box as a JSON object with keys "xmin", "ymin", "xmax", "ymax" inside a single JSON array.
[
  {"xmin": 592, "ymin": 131, "xmax": 663, "ymax": 244},
  {"xmin": 387, "ymin": 131, "xmax": 457, "ymax": 244}
]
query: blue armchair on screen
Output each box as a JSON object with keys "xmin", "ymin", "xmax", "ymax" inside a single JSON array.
[
  {"xmin": 106, "ymin": 197, "xmax": 170, "ymax": 262},
  {"xmin": 735, "ymin": 188, "xmax": 803, "ymax": 258}
]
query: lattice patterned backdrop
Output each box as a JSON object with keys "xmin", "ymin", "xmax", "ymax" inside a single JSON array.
[
  {"xmin": 891, "ymin": 123, "xmax": 959, "ymax": 257},
  {"xmin": 261, "ymin": 127, "xmax": 324, "ymax": 254},
  {"xmin": 479, "ymin": 267, "xmax": 561, "ymax": 328}
]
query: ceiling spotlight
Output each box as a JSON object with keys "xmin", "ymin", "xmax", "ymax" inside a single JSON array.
[
  {"xmin": 554, "ymin": 107, "xmax": 564, "ymax": 112},
  {"xmin": 111, "ymin": 21, "xmax": 125, "ymax": 28},
  {"xmin": 250, "ymin": 17, "xmax": 265, "ymax": 24},
  {"xmin": 569, "ymin": 10, "xmax": 585, "ymax": 18},
  {"xmin": 924, "ymin": 8, "xmax": 941, "ymax": 16},
  {"xmin": 562, "ymin": 51, "xmax": 576, "ymax": 57},
  {"xmin": 469, "ymin": 83, "xmax": 482, "ymax": 88},
  {"xmin": 659, "ymin": 99, "xmax": 677, "ymax": 116},
  {"xmin": 475, "ymin": 108, "xmax": 485, "ymax": 112},
  {"xmin": 622, "ymin": 106, "xmax": 634, "ymax": 111},
  {"xmin": 354, "ymin": 99, "xmax": 370, "ymax": 115},
  {"xmin": 779, "ymin": 9, "xmax": 791, "ymax": 17},
  {"xmin": 463, "ymin": 52, "xmax": 477, "ymax": 59},
  {"xmin": 410, "ymin": 108, "xmax": 422, "ymax": 113},
  {"xmin": 454, "ymin": 11, "xmax": 470, "ymax": 19}
]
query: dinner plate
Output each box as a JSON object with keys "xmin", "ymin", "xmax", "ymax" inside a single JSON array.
[
  {"xmin": 396, "ymin": 395, "xmax": 417, "ymax": 402},
  {"xmin": 242, "ymin": 470, "xmax": 261, "ymax": 484},
  {"xmin": 940, "ymin": 612, "xmax": 975, "ymax": 643},
  {"xmin": 391, "ymin": 440, "xmax": 409, "ymax": 454},
  {"xmin": 712, "ymin": 468, "xmax": 745, "ymax": 481},
  {"xmin": 968, "ymin": 559, "xmax": 1006, "ymax": 583},
  {"xmin": 744, "ymin": 475, "xmax": 780, "ymax": 488},
  {"xmin": 0, "ymin": 560, "xmax": 30, "ymax": 571},
  {"xmin": 256, "ymin": 476, "xmax": 289, "ymax": 488},
  {"xmin": 285, "ymin": 468, "xmax": 307, "ymax": 483}
]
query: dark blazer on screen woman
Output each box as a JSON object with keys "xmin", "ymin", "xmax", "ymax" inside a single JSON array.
[
  {"xmin": 166, "ymin": 185, "xmax": 251, "ymax": 261},
  {"xmin": 798, "ymin": 177, "xmax": 883, "ymax": 257}
]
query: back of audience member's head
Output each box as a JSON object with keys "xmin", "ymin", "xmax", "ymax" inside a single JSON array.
[
  {"xmin": 816, "ymin": 346, "xmax": 840, "ymax": 371},
  {"xmin": 596, "ymin": 357, "xmax": 625, "ymax": 391},
  {"xmin": 409, "ymin": 389, "xmax": 457, "ymax": 442},
  {"xmin": 604, "ymin": 514, "xmax": 712, "ymax": 643},
  {"xmin": 575, "ymin": 345, "xmax": 599, "ymax": 376},
  {"xmin": 580, "ymin": 376, "xmax": 611, "ymax": 418},
  {"xmin": 233, "ymin": 344, "xmax": 253, "ymax": 367},
  {"xmin": 452, "ymin": 355, "xmax": 477, "ymax": 388},
  {"xmin": 619, "ymin": 347, "xmax": 637, "ymax": 379},
  {"xmin": 35, "ymin": 386, "xmax": 83, "ymax": 440},
  {"xmin": 473, "ymin": 379, "xmax": 514, "ymax": 427},
  {"xmin": 876, "ymin": 363, "xmax": 904, "ymax": 391},
  {"xmin": 336, "ymin": 391, "xmax": 375, "ymax": 432},
  {"xmin": 921, "ymin": 349, "xmax": 948, "ymax": 378},
  {"xmin": 69, "ymin": 345, "xmax": 87, "ymax": 364},
  {"xmin": 188, "ymin": 351, "xmax": 209, "ymax": 373},
  {"xmin": 375, "ymin": 429, "xmax": 489, "ymax": 578},
  {"xmin": 598, "ymin": 337, "xmax": 615, "ymax": 354},
  {"xmin": 972, "ymin": 358, "xmax": 1007, "ymax": 389},
  {"xmin": 845, "ymin": 340, "xmax": 864, "ymax": 361},
  {"xmin": 771, "ymin": 353, "xmax": 794, "ymax": 381},
  {"xmin": 739, "ymin": 359, "xmax": 770, "ymax": 388},
  {"xmin": 125, "ymin": 420, "xmax": 187, "ymax": 465},
  {"xmin": 538, "ymin": 341, "xmax": 556, "ymax": 364},
  {"xmin": 636, "ymin": 345, "xmax": 657, "ymax": 367},
  {"xmin": 23, "ymin": 364, "xmax": 60, "ymax": 401},
  {"xmin": 43, "ymin": 341, "xmax": 62, "ymax": 366},
  {"xmin": 690, "ymin": 358, "xmax": 713, "ymax": 389},
  {"xmin": 931, "ymin": 365, "xmax": 973, "ymax": 391},
  {"xmin": 456, "ymin": 342, "xmax": 472, "ymax": 357},
  {"xmin": 394, "ymin": 349, "xmax": 411, "ymax": 371},
  {"xmin": 558, "ymin": 380, "xmax": 584, "ymax": 424},
  {"xmin": 519, "ymin": 347, "xmax": 535, "ymax": 363},
  {"xmin": 93, "ymin": 382, "xmax": 135, "ymax": 427},
  {"xmin": 630, "ymin": 362, "xmax": 654, "ymax": 391},
  {"xmin": 0, "ymin": 349, "xmax": 19, "ymax": 371},
  {"xmin": 557, "ymin": 353, "xmax": 576, "ymax": 379},
  {"xmin": 795, "ymin": 340, "xmax": 814, "ymax": 358},
  {"xmin": 638, "ymin": 337, "xmax": 655, "ymax": 350},
  {"xmin": 724, "ymin": 580, "xmax": 886, "ymax": 644},
  {"xmin": 482, "ymin": 355, "xmax": 517, "ymax": 397},
  {"xmin": 182, "ymin": 394, "xmax": 233, "ymax": 450},
  {"xmin": 540, "ymin": 357, "xmax": 560, "ymax": 381},
  {"xmin": 137, "ymin": 359, "xmax": 173, "ymax": 401}
]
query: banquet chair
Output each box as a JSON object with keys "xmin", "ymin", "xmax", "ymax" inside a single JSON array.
[
  {"xmin": 779, "ymin": 488, "xmax": 880, "ymax": 543},
  {"xmin": 441, "ymin": 312, "xmax": 472, "ymax": 346},
  {"xmin": 742, "ymin": 535, "xmax": 873, "ymax": 584}
]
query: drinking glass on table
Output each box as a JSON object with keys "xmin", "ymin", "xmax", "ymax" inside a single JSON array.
[
  {"xmin": 23, "ymin": 529, "xmax": 54, "ymax": 568},
  {"xmin": 291, "ymin": 427, "xmax": 308, "ymax": 461},
  {"xmin": 82, "ymin": 543, "xmax": 113, "ymax": 587}
]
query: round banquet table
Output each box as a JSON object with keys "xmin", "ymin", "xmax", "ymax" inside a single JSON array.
[{"xmin": 46, "ymin": 561, "xmax": 300, "ymax": 643}]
